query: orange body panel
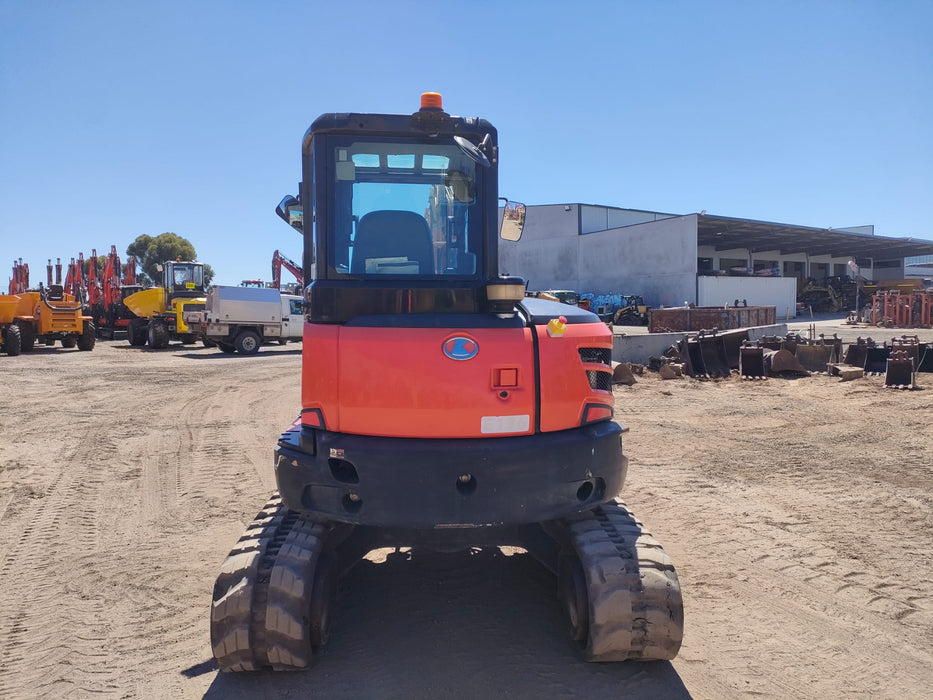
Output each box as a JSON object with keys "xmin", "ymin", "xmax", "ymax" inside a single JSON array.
[
  {"xmin": 13, "ymin": 293, "xmax": 38, "ymax": 320},
  {"xmin": 301, "ymin": 324, "xmax": 342, "ymax": 429},
  {"xmin": 12, "ymin": 292, "xmax": 88, "ymax": 335},
  {"xmin": 536, "ymin": 322, "xmax": 614, "ymax": 433},
  {"xmin": 303, "ymin": 324, "xmax": 536, "ymax": 438},
  {"xmin": 302, "ymin": 319, "xmax": 615, "ymax": 439}
]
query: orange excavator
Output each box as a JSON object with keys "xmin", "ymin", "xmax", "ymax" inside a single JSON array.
[
  {"xmin": 210, "ymin": 94, "xmax": 684, "ymax": 671},
  {"xmin": 271, "ymin": 249, "xmax": 303, "ymax": 293},
  {"xmin": 89, "ymin": 245, "xmax": 141, "ymax": 339}
]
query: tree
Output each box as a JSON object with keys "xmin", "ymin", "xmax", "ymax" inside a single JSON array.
[{"xmin": 126, "ymin": 233, "xmax": 214, "ymax": 287}]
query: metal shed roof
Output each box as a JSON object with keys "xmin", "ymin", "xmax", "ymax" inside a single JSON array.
[{"xmin": 696, "ymin": 214, "xmax": 933, "ymax": 261}]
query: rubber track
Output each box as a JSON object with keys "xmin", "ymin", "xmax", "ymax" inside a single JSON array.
[
  {"xmin": 210, "ymin": 493, "xmax": 326, "ymax": 672},
  {"xmin": 566, "ymin": 499, "xmax": 684, "ymax": 661}
]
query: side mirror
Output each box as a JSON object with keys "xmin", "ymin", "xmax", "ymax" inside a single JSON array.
[
  {"xmin": 499, "ymin": 199, "xmax": 526, "ymax": 242},
  {"xmin": 276, "ymin": 195, "xmax": 303, "ymax": 232},
  {"xmin": 454, "ymin": 135, "xmax": 491, "ymax": 168}
]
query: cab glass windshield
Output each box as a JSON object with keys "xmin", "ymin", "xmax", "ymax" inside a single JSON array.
[
  {"xmin": 168, "ymin": 263, "xmax": 204, "ymax": 289},
  {"xmin": 327, "ymin": 138, "xmax": 483, "ymax": 278}
]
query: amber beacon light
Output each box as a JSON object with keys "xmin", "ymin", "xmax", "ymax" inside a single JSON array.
[{"xmin": 420, "ymin": 92, "xmax": 443, "ymax": 110}]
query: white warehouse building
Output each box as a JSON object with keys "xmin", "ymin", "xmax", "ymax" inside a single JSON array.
[{"xmin": 498, "ymin": 204, "xmax": 933, "ymax": 317}]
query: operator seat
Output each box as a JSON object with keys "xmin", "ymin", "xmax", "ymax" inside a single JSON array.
[{"xmin": 351, "ymin": 210, "xmax": 435, "ymax": 275}]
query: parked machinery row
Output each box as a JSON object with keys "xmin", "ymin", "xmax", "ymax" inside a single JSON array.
[{"xmin": 1, "ymin": 260, "xmax": 95, "ymax": 356}]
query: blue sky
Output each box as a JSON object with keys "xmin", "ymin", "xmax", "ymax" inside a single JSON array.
[{"xmin": 2, "ymin": 1, "xmax": 931, "ymax": 287}]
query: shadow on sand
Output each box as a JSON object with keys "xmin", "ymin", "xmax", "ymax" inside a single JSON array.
[{"xmin": 193, "ymin": 548, "xmax": 691, "ymax": 700}]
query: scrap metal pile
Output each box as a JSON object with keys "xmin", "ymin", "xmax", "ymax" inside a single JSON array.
[{"xmin": 655, "ymin": 329, "xmax": 932, "ymax": 390}]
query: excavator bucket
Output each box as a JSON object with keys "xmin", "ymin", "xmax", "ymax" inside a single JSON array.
[
  {"xmin": 757, "ymin": 335, "xmax": 784, "ymax": 351},
  {"xmin": 719, "ymin": 329, "xmax": 749, "ymax": 369},
  {"xmin": 662, "ymin": 345, "xmax": 683, "ymax": 363},
  {"xmin": 697, "ymin": 332, "xmax": 731, "ymax": 378},
  {"xmin": 611, "ymin": 361, "xmax": 637, "ymax": 386},
  {"xmin": 918, "ymin": 344, "xmax": 933, "ymax": 373},
  {"xmin": 780, "ymin": 335, "xmax": 800, "ymax": 355},
  {"xmin": 764, "ymin": 349, "xmax": 810, "ymax": 376},
  {"xmin": 864, "ymin": 346, "xmax": 890, "ymax": 375},
  {"xmin": 795, "ymin": 343, "xmax": 834, "ymax": 373},
  {"xmin": 739, "ymin": 344, "xmax": 766, "ymax": 379},
  {"xmin": 822, "ymin": 335, "xmax": 843, "ymax": 363},
  {"xmin": 677, "ymin": 336, "xmax": 706, "ymax": 378},
  {"xmin": 843, "ymin": 339, "xmax": 871, "ymax": 369},
  {"xmin": 890, "ymin": 336, "xmax": 920, "ymax": 369},
  {"xmin": 884, "ymin": 350, "xmax": 915, "ymax": 389}
]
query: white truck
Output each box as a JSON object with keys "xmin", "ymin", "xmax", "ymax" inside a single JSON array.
[{"xmin": 184, "ymin": 286, "xmax": 303, "ymax": 355}]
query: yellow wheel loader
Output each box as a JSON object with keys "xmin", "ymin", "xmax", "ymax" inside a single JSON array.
[{"xmin": 123, "ymin": 261, "xmax": 206, "ymax": 348}]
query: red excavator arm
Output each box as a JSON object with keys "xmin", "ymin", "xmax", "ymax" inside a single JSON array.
[
  {"xmin": 102, "ymin": 246, "xmax": 123, "ymax": 309},
  {"xmin": 87, "ymin": 248, "xmax": 102, "ymax": 307},
  {"xmin": 123, "ymin": 255, "xmax": 137, "ymax": 286},
  {"xmin": 271, "ymin": 249, "xmax": 303, "ymax": 290},
  {"xmin": 9, "ymin": 258, "xmax": 29, "ymax": 294}
]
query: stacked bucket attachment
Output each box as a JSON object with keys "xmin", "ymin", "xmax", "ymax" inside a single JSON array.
[
  {"xmin": 673, "ymin": 331, "xmax": 931, "ymax": 385},
  {"xmin": 891, "ymin": 336, "xmax": 920, "ymax": 368},
  {"xmin": 739, "ymin": 342, "xmax": 766, "ymax": 379},
  {"xmin": 842, "ymin": 337, "xmax": 873, "ymax": 370},
  {"xmin": 736, "ymin": 334, "xmax": 808, "ymax": 379},
  {"xmin": 884, "ymin": 337, "xmax": 919, "ymax": 389},
  {"xmin": 834, "ymin": 335, "xmax": 887, "ymax": 376},
  {"xmin": 673, "ymin": 329, "xmax": 746, "ymax": 379},
  {"xmin": 864, "ymin": 345, "xmax": 890, "ymax": 375},
  {"xmin": 794, "ymin": 334, "xmax": 843, "ymax": 373},
  {"xmin": 834, "ymin": 336, "xmax": 930, "ymax": 385},
  {"xmin": 719, "ymin": 328, "xmax": 750, "ymax": 369},
  {"xmin": 884, "ymin": 349, "xmax": 916, "ymax": 389},
  {"xmin": 919, "ymin": 343, "xmax": 933, "ymax": 373}
]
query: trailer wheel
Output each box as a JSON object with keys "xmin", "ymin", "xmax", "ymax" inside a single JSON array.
[
  {"xmin": 77, "ymin": 322, "xmax": 96, "ymax": 351},
  {"xmin": 234, "ymin": 330, "xmax": 261, "ymax": 355},
  {"xmin": 3, "ymin": 324, "xmax": 22, "ymax": 356},
  {"xmin": 148, "ymin": 321, "xmax": 169, "ymax": 349},
  {"xmin": 17, "ymin": 322, "xmax": 35, "ymax": 352},
  {"xmin": 127, "ymin": 319, "xmax": 148, "ymax": 346}
]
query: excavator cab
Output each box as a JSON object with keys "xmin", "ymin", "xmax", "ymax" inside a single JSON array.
[{"xmin": 277, "ymin": 95, "xmax": 527, "ymax": 323}]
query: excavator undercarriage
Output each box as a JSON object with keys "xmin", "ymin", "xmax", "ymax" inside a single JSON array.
[{"xmin": 211, "ymin": 494, "xmax": 683, "ymax": 671}]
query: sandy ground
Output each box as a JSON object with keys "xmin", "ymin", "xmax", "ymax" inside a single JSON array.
[{"xmin": 0, "ymin": 328, "xmax": 931, "ymax": 699}]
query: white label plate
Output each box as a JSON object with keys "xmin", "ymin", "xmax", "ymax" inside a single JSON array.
[{"xmin": 480, "ymin": 415, "xmax": 530, "ymax": 434}]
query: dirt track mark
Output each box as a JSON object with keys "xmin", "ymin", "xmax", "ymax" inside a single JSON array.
[
  {"xmin": 0, "ymin": 410, "xmax": 116, "ymax": 697},
  {"xmin": 621, "ymin": 374, "xmax": 933, "ymax": 698}
]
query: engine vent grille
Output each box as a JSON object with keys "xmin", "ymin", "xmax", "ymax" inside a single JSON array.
[
  {"xmin": 578, "ymin": 347, "xmax": 611, "ymax": 366},
  {"xmin": 586, "ymin": 369, "xmax": 613, "ymax": 392}
]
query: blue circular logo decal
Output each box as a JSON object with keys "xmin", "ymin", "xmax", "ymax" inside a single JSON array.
[{"xmin": 443, "ymin": 336, "xmax": 479, "ymax": 361}]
